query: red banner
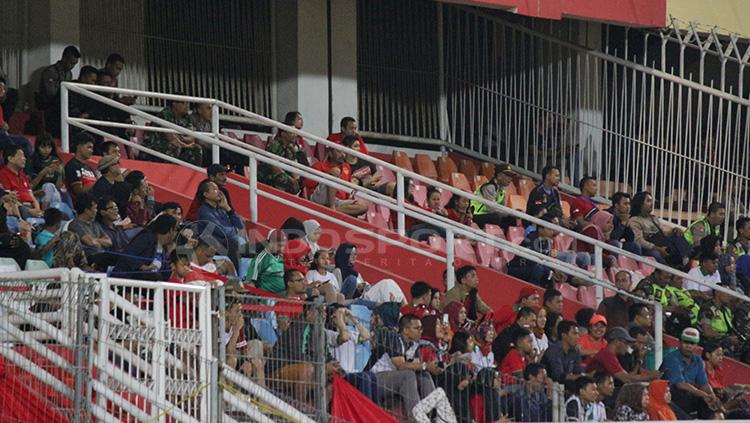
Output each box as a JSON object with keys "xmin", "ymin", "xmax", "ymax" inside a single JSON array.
[{"xmin": 331, "ymin": 375, "xmax": 398, "ymax": 423}]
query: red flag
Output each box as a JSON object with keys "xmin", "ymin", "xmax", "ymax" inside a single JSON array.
[{"xmin": 331, "ymin": 375, "xmax": 398, "ymax": 423}]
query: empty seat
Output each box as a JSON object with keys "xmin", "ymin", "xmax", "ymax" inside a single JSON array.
[
  {"xmin": 392, "ymin": 151, "xmax": 414, "ymax": 172},
  {"xmin": 484, "ymin": 224, "xmax": 506, "ymax": 241},
  {"xmin": 639, "ymin": 257, "xmax": 656, "ymax": 277},
  {"xmin": 412, "ymin": 184, "xmax": 427, "ymax": 207},
  {"xmin": 617, "ymin": 255, "xmax": 640, "ymax": 272},
  {"xmin": 366, "ymin": 210, "xmax": 389, "ymax": 229},
  {"xmin": 504, "ymin": 182, "xmax": 518, "ymax": 196},
  {"xmin": 517, "ymin": 178, "xmax": 535, "ymax": 197},
  {"xmin": 472, "ymin": 175, "xmax": 488, "ymax": 191},
  {"xmin": 507, "ymin": 226, "xmax": 525, "ymax": 245},
  {"xmin": 25, "ymin": 260, "xmax": 49, "ymax": 271},
  {"xmin": 414, "ymin": 154, "xmax": 438, "ymax": 179},
  {"xmin": 508, "ymin": 194, "xmax": 526, "ymax": 211},
  {"xmin": 437, "ymin": 156, "xmax": 458, "ymax": 183},
  {"xmin": 480, "ymin": 162, "xmax": 495, "ymax": 179},
  {"xmin": 0, "ymin": 258, "xmax": 20, "ymax": 272},
  {"xmin": 454, "ymin": 239, "xmax": 478, "ymax": 263},
  {"xmin": 374, "ymin": 165, "xmax": 396, "ymax": 184},
  {"xmin": 554, "ymin": 234, "xmax": 574, "ymax": 251},
  {"xmin": 490, "ymin": 256, "xmax": 508, "ymax": 272},
  {"xmin": 476, "ymin": 242, "xmax": 498, "ymax": 267},
  {"xmin": 577, "ymin": 286, "xmax": 598, "ymax": 308},
  {"xmin": 244, "ymin": 134, "xmax": 266, "ymax": 150},
  {"xmin": 459, "ymin": 159, "xmax": 478, "ymax": 183},
  {"xmin": 450, "ymin": 173, "xmax": 472, "ymax": 192},
  {"xmin": 438, "ymin": 188, "xmax": 453, "ymax": 208},
  {"xmin": 555, "ymin": 283, "xmax": 580, "ymax": 303},
  {"xmin": 428, "ymin": 235, "xmax": 447, "ymax": 252}
]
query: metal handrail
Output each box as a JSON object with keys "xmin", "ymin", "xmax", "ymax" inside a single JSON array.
[{"xmin": 60, "ymin": 82, "xmax": 750, "ymax": 308}]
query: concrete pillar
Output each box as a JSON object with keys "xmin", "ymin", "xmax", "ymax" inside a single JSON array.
[{"xmin": 274, "ymin": 0, "xmax": 358, "ymax": 139}]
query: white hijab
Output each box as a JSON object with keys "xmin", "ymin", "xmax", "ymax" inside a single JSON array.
[{"xmin": 303, "ymin": 219, "xmax": 321, "ymax": 254}]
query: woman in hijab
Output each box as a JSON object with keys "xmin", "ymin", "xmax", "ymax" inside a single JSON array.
[
  {"xmin": 647, "ymin": 380, "xmax": 677, "ymax": 421},
  {"xmin": 419, "ymin": 314, "xmax": 451, "ymax": 368},
  {"xmin": 444, "ymin": 301, "xmax": 471, "ymax": 334},
  {"xmin": 334, "ymin": 243, "xmax": 364, "ymax": 298},
  {"xmin": 470, "ymin": 320, "xmax": 496, "ymax": 370},
  {"xmin": 718, "ymin": 254, "xmax": 743, "ymax": 294},
  {"xmin": 577, "ymin": 210, "xmax": 615, "ymax": 266},
  {"xmin": 302, "ymin": 219, "xmax": 321, "ymax": 255},
  {"xmin": 282, "ymin": 217, "xmax": 311, "ymax": 274},
  {"xmin": 614, "ymin": 383, "xmax": 650, "ymax": 421}
]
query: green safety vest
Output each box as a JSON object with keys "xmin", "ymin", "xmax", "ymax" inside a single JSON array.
[
  {"xmin": 684, "ymin": 216, "xmax": 721, "ymax": 246},
  {"xmin": 708, "ymin": 305, "xmax": 734, "ymax": 336},
  {"xmin": 470, "ymin": 183, "xmax": 505, "ymax": 216},
  {"xmin": 732, "ymin": 238, "xmax": 749, "ymax": 256},
  {"xmin": 652, "ymin": 285, "xmax": 699, "ymax": 324}
]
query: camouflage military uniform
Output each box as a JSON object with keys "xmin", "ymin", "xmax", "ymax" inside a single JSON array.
[
  {"xmin": 145, "ymin": 107, "xmax": 203, "ymax": 166},
  {"xmin": 259, "ymin": 135, "xmax": 299, "ymax": 192}
]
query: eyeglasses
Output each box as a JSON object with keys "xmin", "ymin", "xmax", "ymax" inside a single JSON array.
[{"xmin": 290, "ymin": 278, "xmax": 305, "ymax": 283}]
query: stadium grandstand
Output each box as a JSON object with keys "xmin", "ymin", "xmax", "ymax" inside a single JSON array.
[{"xmin": 3, "ymin": 0, "xmax": 750, "ymax": 421}]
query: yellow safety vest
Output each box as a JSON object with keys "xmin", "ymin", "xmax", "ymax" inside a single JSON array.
[
  {"xmin": 685, "ymin": 216, "xmax": 721, "ymax": 246},
  {"xmin": 708, "ymin": 305, "xmax": 734, "ymax": 336},
  {"xmin": 470, "ymin": 183, "xmax": 505, "ymax": 216}
]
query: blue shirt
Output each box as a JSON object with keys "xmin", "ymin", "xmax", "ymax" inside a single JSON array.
[
  {"xmin": 660, "ymin": 348, "xmax": 708, "ymax": 386},
  {"xmin": 197, "ymin": 204, "xmax": 243, "ymax": 239},
  {"xmin": 35, "ymin": 230, "xmax": 56, "ymax": 266}
]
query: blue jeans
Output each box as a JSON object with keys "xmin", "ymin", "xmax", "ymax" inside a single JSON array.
[
  {"xmin": 557, "ymin": 251, "xmax": 591, "ymax": 269},
  {"xmin": 609, "ymin": 239, "xmax": 642, "ymax": 256}
]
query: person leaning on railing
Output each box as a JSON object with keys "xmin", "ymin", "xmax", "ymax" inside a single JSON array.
[{"xmin": 143, "ymin": 95, "xmax": 203, "ymax": 166}]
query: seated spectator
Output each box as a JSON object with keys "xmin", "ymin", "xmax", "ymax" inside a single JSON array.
[
  {"xmin": 436, "ymin": 360, "xmax": 471, "ymax": 423},
  {"xmin": 189, "ymin": 102, "xmax": 212, "ymax": 157},
  {"xmin": 579, "ymin": 314, "xmax": 608, "ymax": 365},
  {"xmin": 303, "ymin": 219, "xmax": 321, "ymax": 255},
  {"xmin": 577, "ymin": 211, "xmax": 615, "ymax": 266},
  {"xmin": 306, "ymin": 146, "xmax": 368, "ymax": 217},
  {"xmin": 24, "ymin": 134, "xmax": 71, "ymax": 216},
  {"xmin": 530, "ymin": 305, "xmax": 550, "ymax": 357},
  {"xmin": 445, "ymin": 193, "xmax": 472, "ymax": 226},
  {"xmin": 37, "ymin": 46, "xmax": 79, "ymax": 137},
  {"xmin": 368, "ymin": 314, "xmax": 434, "ymax": 420},
  {"xmin": 334, "ymin": 243, "xmax": 367, "ymax": 300},
  {"xmin": 699, "ymin": 284, "xmax": 740, "ymax": 350},
  {"xmin": 575, "ymin": 308, "xmax": 595, "ymax": 336},
  {"xmin": 613, "ymin": 383, "xmax": 650, "ymax": 421},
  {"xmin": 341, "ymin": 135, "xmax": 380, "ymax": 190},
  {"xmin": 443, "ymin": 301, "xmax": 471, "ymax": 334},
  {"xmin": 187, "ymin": 164, "xmax": 233, "ymax": 221},
  {"xmin": 112, "ymin": 214, "xmax": 177, "ymax": 280},
  {"xmin": 629, "ymin": 191, "xmax": 690, "ymax": 266},
  {"xmin": 91, "ymin": 154, "xmax": 123, "ymax": 200},
  {"xmin": 683, "ymin": 252, "xmax": 720, "ymax": 301},
  {"xmin": 494, "ymin": 286, "xmax": 541, "ymax": 332},
  {"xmin": 68, "ymin": 65, "xmax": 98, "ymax": 120},
  {"xmin": 685, "ymin": 201, "xmax": 725, "ymax": 247},
  {"xmin": 401, "ymin": 281, "xmax": 437, "ymax": 318},
  {"xmin": 69, "ymin": 193, "xmax": 113, "ymax": 259},
  {"xmin": 471, "ymin": 320, "xmax": 496, "ymax": 369},
  {"xmin": 702, "ymin": 343, "xmax": 750, "ymax": 419},
  {"xmin": 100, "ymin": 140, "xmax": 122, "ymax": 158},
  {"xmin": 429, "ymin": 287, "xmax": 441, "ymax": 310},
  {"xmin": 730, "ymin": 216, "xmax": 750, "ymax": 257},
  {"xmin": 259, "ymin": 127, "xmax": 303, "ymax": 194},
  {"xmin": 593, "ymin": 371, "xmax": 616, "ymax": 419},
  {"xmin": 512, "ymin": 363, "xmax": 552, "ymax": 422},
  {"xmin": 570, "ymin": 176, "xmax": 599, "ymax": 227},
  {"xmin": 416, "ymin": 314, "xmax": 451, "ymax": 372},
  {"xmin": 470, "ymin": 163, "xmax": 517, "ymax": 229},
  {"xmin": 607, "ymin": 192, "xmax": 641, "ymax": 255},
  {"xmin": 499, "ymin": 327, "xmax": 534, "ymax": 381},
  {"xmin": 96, "ymin": 196, "xmax": 131, "ymax": 252},
  {"xmin": 123, "ymin": 170, "xmax": 156, "ymax": 227},
  {"xmin": 627, "ymin": 303, "xmax": 655, "ymax": 347},
  {"xmin": 439, "ymin": 265, "xmax": 491, "ymax": 317},
  {"xmin": 196, "ymin": 179, "xmax": 244, "ymax": 268},
  {"xmin": 659, "ymin": 327, "xmax": 722, "ymax": 419},
  {"xmin": 245, "ymin": 229, "xmax": 286, "ymax": 295},
  {"xmin": 541, "ymin": 320, "xmax": 584, "ymax": 391},
  {"xmin": 596, "ymin": 270, "xmax": 634, "ymax": 328},
  {"xmin": 283, "ymin": 269, "xmax": 309, "ymax": 300},
  {"xmin": 327, "ymin": 116, "xmax": 369, "ymax": 154},
  {"xmin": 587, "ymin": 327, "xmax": 659, "ymax": 384},
  {"xmin": 493, "ymin": 307, "xmax": 536, "ymax": 363},
  {"xmin": 189, "ymin": 238, "xmax": 236, "ymax": 278},
  {"xmin": 527, "ymin": 165, "xmax": 571, "ymax": 227},
  {"xmin": 408, "ymin": 187, "xmax": 447, "ymax": 241},
  {"xmin": 0, "ymin": 145, "xmax": 43, "ymax": 218},
  {"xmin": 618, "ymin": 327, "xmax": 651, "ymax": 375},
  {"xmin": 543, "ymin": 288, "xmax": 564, "ymax": 316},
  {"xmin": 282, "ymin": 217, "xmax": 312, "ymax": 274},
  {"xmin": 0, "ymin": 79, "xmax": 32, "ymax": 159},
  {"xmin": 636, "ymin": 268, "xmax": 699, "ymax": 331},
  {"xmin": 647, "ymin": 379, "xmax": 677, "ymax": 421},
  {"xmin": 306, "ymin": 250, "xmax": 343, "ymax": 303},
  {"xmin": 144, "ymin": 96, "xmax": 202, "ymax": 166},
  {"xmin": 34, "ymin": 207, "xmax": 64, "ymax": 267},
  {"xmin": 545, "ymin": 312, "xmax": 563, "ymax": 344},
  {"xmin": 65, "ymin": 132, "xmax": 97, "ymax": 199},
  {"xmin": 283, "ymin": 111, "xmax": 309, "ymax": 152},
  {"xmin": 89, "ymin": 71, "xmax": 132, "ymax": 148},
  {"xmin": 326, "ymin": 303, "xmax": 377, "ymax": 401},
  {"xmin": 718, "ymin": 253, "xmax": 744, "ymax": 294},
  {"xmin": 51, "ymin": 231, "xmax": 89, "ymax": 270},
  {"xmin": 565, "ymin": 376, "xmax": 605, "ymax": 421}
]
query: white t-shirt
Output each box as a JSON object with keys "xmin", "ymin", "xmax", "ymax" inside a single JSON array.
[
  {"xmin": 470, "ymin": 345, "xmax": 495, "ymax": 370},
  {"xmin": 531, "ymin": 333, "xmax": 549, "ymax": 357},
  {"xmin": 306, "ymin": 269, "xmax": 340, "ymax": 292},
  {"xmin": 682, "ymin": 266, "xmax": 720, "ymax": 292}
]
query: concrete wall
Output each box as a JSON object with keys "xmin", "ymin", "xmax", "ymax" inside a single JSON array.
[{"xmin": 668, "ymin": 0, "xmax": 750, "ymax": 36}]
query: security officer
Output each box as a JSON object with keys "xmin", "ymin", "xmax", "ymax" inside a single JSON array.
[
  {"xmin": 640, "ymin": 270, "xmax": 699, "ymax": 333},
  {"xmin": 470, "ymin": 163, "xmax": 516, "ymax": 229},
  {"xmin": 699, "ymin": 284, "xmax": 740, "ymax": 350},
  {"xmin": 684, "ymin": 201, "xmax": 725, "ymax": 246}
]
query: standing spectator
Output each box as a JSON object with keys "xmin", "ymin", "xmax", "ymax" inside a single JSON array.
[
  {"xmin": 100, "ymin": 53, "xmax": 136, "ymax": 105},
  {"xmin": 245, "ymin": 229, "xmax": 286, "ymax": 295},
  {"xmin": 629, "ymin": 191, "xmax": 690, "ymax": 265},
  {"xmin": 0, "ymin": 78, "xmax": 33, "ymax": 158},
  {"xmin": 730, "ymin": 216, "xmax": 750, "ymax": 256},
  {"xmin": 565, "ymin": 376, "xmax": 604, "ymax": 421},
  {"xmin": 470, "ymin": 163, "xmax": 517, "ymax": 229},
  {"xmin": 607, "ymin": 192, "xmax": 641, "ymax": 254},
  {"xmin": 542, "ymin": 320, "xmax": 585, "ymax": 390},
  {"xmin": 682, "ymin": 252, "xmax": 720, "ymax": 300},
  {"xmin": 65, "ymin": 132, "xmax": 97, "ymax": 199},
  {"xmin": 144, "ymin": 96, "xmax": 202, "ymax": 166},
  {"xmin": 543, "ymin": 288, "xmax": 564, "ymax": 315},
  {"xmin": 659, "ymin": 327, "xmax": 722, "ymax": 419},
  {"xmin": 112, "ymin": 214, "xmax": 177, "ymax": 281},
  {"xmin": 685, "ymin": 202, "xmax": 725, "ymax": 247},
  {"xmin": 37, "ymin": 46, "xmax": 80, "ymax": 137},
  {"xmin": 527, "ymin": 165, "xmax": 569, "ymax": 226},
  {"xmin": 647, "ymin": 379, "xmax": 677, "ymax": 421},
  {"xmin": 327, "ymin": 116, "xmax": 369, "ymax": 154},
  {"xmin": 91, "ymin": 154, "xmax": 123, "ymax": 200},
  {"xmin": 512, "ymin": 363, "xmax": 552, "ymax": 422},
  {"xmin": 0, "ymin": 145, "xmax": 43, "ymax": 218},
  {"xmin": 596, "ymin": 270, "xmax": 634, "ymax": 328},
  {"xmin": 613, "ymin": 383, "xmax": 650, "ymax": 421},
  {"xmin": 306, "ymin": 146, "xmax": 368, "ymax": 217},
  {"xmin": 260, "ymin": 127, "xmax": 303, "ymax": 194},
  {"xmin": 587, "ymin": 327, "xmax": 659, "ymax": 383},
  {"xmin": 579, "ymin": 314, "xmax": 608, "ymax": 365},
  {"xmin": 34, "ymin": 208, "xmax": 64, "ymax": 267},
  {"xmin": 439, "ymin": 265, "xmax": 491, "ymax": 317},
  {"xmin": 196, "ymin": 179, "xmax": 244, "ymax": 268}
]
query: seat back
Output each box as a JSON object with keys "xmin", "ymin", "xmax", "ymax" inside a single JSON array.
[
  {"xmin": 517, "ymin": 178, "xmax": 535, "ymax": 197},
  {"xmin": 428, "ymin": 235, "xmax": 447, "ymax": 252},
  {"xmin": 508, "ymin": 194, "xmax": 527, "ymax": 211},
  {"xmin": 459, "ymin": 159, "xmax": 478, "ymax": 183},
  {"xmin": 414, "ymin": 154, "xmax": 438, "ymax": 179},
  {"xmin": 437, "ymin": 156, "xmax": 458, "ymax": 183},
  {"xmin": 472, "ymin": 175, "xmax": 488, "ymax": 192},
  {"xmin": 476, "ymin": 242, "xmax": 498, "ymax": 266},
  {"xmin": 392, "ymin": 151, "xmax": 414, "ymax": 172},
  {"xmin": 450, "ymin": 172, "xmax": 472, "ymax": 192},
  {"xmin": 454, "ymin": 239, "xmax": 478, "ymax": 263},
  {"xmin": 412, "ymin": 184, "xmax": 427, "ymax": 207}
]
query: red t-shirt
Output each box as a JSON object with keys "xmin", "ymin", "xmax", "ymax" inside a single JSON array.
[
  {"xmin": 705, "ymin": 363, "xmax": 725, "ymax": 390},
  {"xmin": 0, "ymin": 166, "xmax": 34, "ymax": 203},
  {"xmin": 305, "ymin": 161, "xmax": 352, "ymax": 200},
  {"xmin": 283, "ymin": 239, "xmax": 312, "ymax": 274},
  {"xmin": 579, "ymin": 334, "xmax": 608, "ymax": 365},
  {"xmin": 500, "ymin": 349, "xmax": 527, "ymax": 383},
  {"xmin": 446, "ymin": 208, "xmax": 472, "ymax": 226},
  {"xmin": 326, "ymin": 132, "xmax": 369, "ymax": 155},
  {"xmin": 586, "ymin": 347, "xmax": 625, "ymax": 375},
  {"xmin": 400, "ymin": 304, "xmax": 436, "ymax": 318}
]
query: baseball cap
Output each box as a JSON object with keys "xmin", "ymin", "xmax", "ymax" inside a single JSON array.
[
  {"xmin": 606, "ymin": 326, "xmax": 636, "ymax": 343},
  {"xmin": 517, "ymin": 286, "xmax": 540, "ymax": 302},
  {"xmin": 97, "ymin": 154, "xmax": 120, "ymax": 172},
  {"xmin": 267, "ymin": 229, "xmax": 288, "ymax": 243},
  {"xmin": 207, "ymin": 163, "xmax": 229, "ymax": 177},
  {"xmin": 589, "ymin": 314, "xmax": 608, "ymax": 326},
  {"xmin": 495, "ymin": 163, "xmax": 517, "ymax": 176},
  {"xmin": 680, "ymin": 327, "xmax": 700, "ymax": 344}
]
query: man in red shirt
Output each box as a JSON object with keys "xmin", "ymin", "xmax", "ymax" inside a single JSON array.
[
  {"xmin": 64, "ymin": 132, "xmax": 97, "ymax": 198},
  {"xmin": 500, "ymin": 327, "xmax": 534, "ymax": 383},
  {"xmin": 400, "ymin": 281, "xmax": 436, "ymax": 318},
  {"xmin": 570, "ymin": 176, "xmax": 599, "ymax": 227},
  {"xmin": 326, "ymin": 116, "xmax": 369, "ymax": 155},
  {"xmin": 305, "ymin": 147, "xmax": 368, "ymax": 217},
  {"xmin": 587, "ymin": 326, "xmax": 660, "ymax": 384},
  {"xmin": 0, "ymin": 145, "xmax": 42, "ymax": 217}
]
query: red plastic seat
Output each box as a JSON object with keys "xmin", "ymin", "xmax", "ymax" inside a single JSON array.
[
  {"xmin": 490, "ymin": 256, "xmax": 508, "ymax": 272},
  {"xmin": 392, "ymin": 151, "xmax": 414, "ymax": 172},
  {"xmin": 366, "ymin": 210, "xmax": 388, "ymax": 229},
  {"xmin": 639, "ymin": 256, "xmax": 656, "ymax": 276},
  {"xmin": 428, "ymin": 235, "xmax": 447, "ymax": 252},
  {"xmin": 244, "ymin": 134, "xmax": 266, "ymax": 150},
  {"xmin": 437, "ymin": 157, "xmax": 458, "ymax": 183},
  {"xmin": 414, "ymin": 154, "xmax": 438, "ymax": 179},
  {"xmin": 412, "ymin": 184, "xmax": 427, "ymax": 207},
  {"xmin": 438, "ymin": 188, "xmax": 453, "ymax": 208},
  {"xmin": 450, "ymin": 173, "xmax": 472, "ymax": 192},
  {"xmin": 504, "ymin": 182, "xmax": 518, "ymax": 196},
  {"xmin": 374, "ymin": 165, "xmax": 395, "ymax": 184},
  {"xmin": 554, "ymin": 234, "xmax": 574, "ymax": 251},
  {"xmin": 454, "ymin": 239, "xmax": 477, "ymax": 263},
  {"xmin": 617, "ymin": 255, "xmax": 640, "ymax": 272},
  {"xmin": 472, "ymin": 175, "xmax": 488, "ymax": 192},
  {"xmin": 480, "ymin": 162, "xmax": 495, "ymax": 180},
  {"xmin": 555, "ymin": 283, "xmax": 580, "ymax": 303},
  {"xmin": 561, "ymin": 200, "xmax": 571, "ymax": 219},
  {"xmin": 476, "ymin": 242, "xmax": 498, "ymax": 267},
  {"xmin": 517, "ymin": 178, "xmax": 535, "ymax": 198},
  {"xmin": 484, "ymin": 224, "xmax": 506, "ymax": 241},
  {"xmin": 508, "ymin": 195, "xmax": 526, "ymax": 211},
  {"xmin": 507, "ymin": 226, "xmax": 525, "ymax": 245},
  {"xmin": 459, "ymin": 159, "xmax": 478, "ymax": 184},
  {"xmin": 577, "ymin": 286, "xmax": 598, "ymax": 308}
]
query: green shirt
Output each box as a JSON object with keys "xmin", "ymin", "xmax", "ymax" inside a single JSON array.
[{"xmin": 245, "ymin": 249, "xmax": 285, "ymax": 294}]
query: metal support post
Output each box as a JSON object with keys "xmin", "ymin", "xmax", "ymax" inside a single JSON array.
[
  {"xmin": 211, "ymin": 104, "xmax": 221, "ymax": 164},
  {"xmin": 594, "ymin": 245, "xmax": 604, "ymax": 304},
  {"xmin": 312, "ymin": 298, "xmax": 328, "ymax": 422},
  {"xmin": 654, "ymin": 302, "xmax": 664, "ymax": 369},
  {"xmin": 61, "ymin": 85, "xmax": 70, "ymax": 153},
  {"xmin": 446, "ymin": 229, "xmax": 455, "ymax": 290},
  {"xmin": 396, "ymin": 172, "xmax": 406, "ymax": 236},
  {"xmin": 249, "ymin": 156, "xmax": 258, "ymax": 223}
]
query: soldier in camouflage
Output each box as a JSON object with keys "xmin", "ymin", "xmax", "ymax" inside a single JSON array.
[
  {"xmin": 144, "ymin": 98, "xmax": 203, "ymax": 166},
  {"xmin": 259, "ymin": 129, "xmax": 302, "ymax": 194}
]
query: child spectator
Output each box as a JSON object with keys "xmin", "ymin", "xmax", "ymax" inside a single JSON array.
[
  {"xmin": 445, "ymin": 193, "xmax": 473, "ymax": 226},
  {"xmin": 500, "ymin": 327, "xmax": 534, "ymax": 382},
  {"xmin": 245, "ymin": 229, "xmax": 287, "ymax": 295},
  {"xmin": 35, "ymin": 207, "xmax": 64, "ymax": 267},
  {"xmin": 306, "ymin": 250, "xmax": 342, "ymax": 303}
]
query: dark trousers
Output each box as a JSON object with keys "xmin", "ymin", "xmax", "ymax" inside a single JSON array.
[{"xmin": 671, "ymin": 385, "xmax": 715, "ymax": 419}]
